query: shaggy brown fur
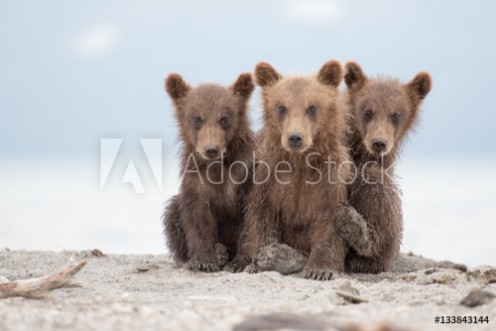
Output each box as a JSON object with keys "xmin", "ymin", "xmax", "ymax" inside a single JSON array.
[
  {"xmin": 239, "ymin": 61, "xmax": 351, "ymax": 280},
  {"xmin": 335, "ymin": 62, "xmax": 432, "ymax": 273},
  {"xmin": 162, "ymin": 72, "xmax": 255, "ymax": 272}
]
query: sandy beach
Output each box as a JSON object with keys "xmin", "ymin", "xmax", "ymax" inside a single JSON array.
[{"xmin": 1, "ymin": 249, "xmax": 495, "ymax": 331}]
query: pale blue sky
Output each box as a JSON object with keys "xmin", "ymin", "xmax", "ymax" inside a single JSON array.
[{"xmin": 1, "ymin": 0, "xmax": 495, "ymax": 157}]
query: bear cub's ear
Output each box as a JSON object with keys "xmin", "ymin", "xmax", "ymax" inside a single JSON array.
[
  {"xmin": 231, "ymin": 73, "xmax": 255, "ymax": 100},
  {"xmin": 254, "ymin": 62, "xmax": 282, "ymax": 88},
  {"xmin": 344, "ymin": 61, "xmax": 367, "ymax": 90},
  {"xmin": 407, "ymin": 72, "xmax": 432, "ymax": 103},
  {"xmin": 165, "ymin": 73, "xmax": 191, "ymax": 102},
  {"xmin": 317, "ymin": 60, "xmax": 343, "ymax": 87}
]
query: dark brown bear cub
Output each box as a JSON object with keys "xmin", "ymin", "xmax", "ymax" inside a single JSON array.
[
  {"xmin": 242, "ymin": 61, "xmax": 350, "ymax": 281},
  {"xmin": 336, "ymin": 62, "xmax": 432, "ymax": 273},
  {"xmin": 162, "ymin": 72, "xmax": 255, "ymax": 272}
]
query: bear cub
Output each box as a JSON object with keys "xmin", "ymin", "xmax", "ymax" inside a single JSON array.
[
  {"xmin": 241, "ymin": 60, "xmax": 351, "ymax": 280},
  {"xmin": 162, "ymin": 72, "xmax": 255, "ymax": 272},
  {"xmin": 336, "ymin": 62, "xmax": 432, "ymax": 273}
]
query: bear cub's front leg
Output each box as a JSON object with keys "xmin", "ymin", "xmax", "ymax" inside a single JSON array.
[
  {"xmin": 303, "ymin": 215, "xmax": 347, "ymax": 281},
  {"xmin": 181, "ymin": 202, "xmax": 220, "ymax": 272}
]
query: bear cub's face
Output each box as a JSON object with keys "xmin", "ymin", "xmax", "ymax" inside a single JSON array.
[
  {"xmin": 255, "ymin": 61, "xmax": 343, "ymax": 154},
  {"xmin": 165, "ymin": 73, "xmax": 254, "ymax": 160},
  {"xmin": 345, "ymin": 62, "xmax": 432, "ymax": 157}
]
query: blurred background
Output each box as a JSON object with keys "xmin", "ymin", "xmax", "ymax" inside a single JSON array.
[{"xmin": 1, "ymin": 0, "xmax": 495, "ymax": 266}]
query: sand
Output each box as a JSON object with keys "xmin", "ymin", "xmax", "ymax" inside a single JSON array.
[{"xmin": 1, "ymin": 249, "xmax": 495, "ymax": 331}]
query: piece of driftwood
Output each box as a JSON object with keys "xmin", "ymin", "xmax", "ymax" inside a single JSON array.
[{"xmin": 0, "ymin": 260, "xmax": 87, "ymax": 299}]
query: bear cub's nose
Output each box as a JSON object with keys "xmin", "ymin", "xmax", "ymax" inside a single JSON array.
[
  {"xmin": 288, "ymin": 132, "xmax": 303, "ymax": 149},
  {"xmin": 372, "ymin": 138, "xmax": 387, "ymax": 152},
  {"xmin": 204, "ymin": 144, "xmax": 219, "ymax": 158}
]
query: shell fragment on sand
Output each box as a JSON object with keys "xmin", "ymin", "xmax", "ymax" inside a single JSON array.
[{"xmin": 335, "ymin": 281, "xmax": 369, "ymax": 303}]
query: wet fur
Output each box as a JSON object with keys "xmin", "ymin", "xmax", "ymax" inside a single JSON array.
[
  {"xmin": 336, "ymin": 62, "xmax": 432, "ymax": 273},
  {"xmin": 162, "ymin": 73, "xmax": 255, "ymax": 272},
  {"xmin": 240, "ymin": 61, "xmax": 351, "ymax": 280}
]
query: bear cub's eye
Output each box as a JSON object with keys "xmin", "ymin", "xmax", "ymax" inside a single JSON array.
[
  {"xmin": 219, "ymin": 116, "xmax": 230, "ymax": 128},
  {"xmin": 193, "ymin": 116, "xmax": 202, "ymax": 129},
  {"xmin": 363, "ymin": 108, "xmax": 373, "ymax": 120},
  {"xmin": 392, "ymin": 112, "xmax": 401, "ymax": 124},
  {"xmin": 307, "ymin": 105, "xmax": 317, "ymax": 116},
  {"xmin": 278, "ymin": 105, "xmax": 287, "ymax": 115}
]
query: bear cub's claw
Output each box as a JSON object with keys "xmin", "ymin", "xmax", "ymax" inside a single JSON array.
[
  {"xmin": 303, "ymin": 267, "xmax": 339, "ymax": 281},
  {"xmin": 224, "ymin": 259, "xmax": 249, "ymax": 273},
  {"xmin": 185, "ymin": 260, "xmax": 220, "ymax": 272}
]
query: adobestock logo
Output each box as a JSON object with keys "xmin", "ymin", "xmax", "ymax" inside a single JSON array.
[
  {"xmin": 181, "ymin": 151, "xmax": 394, "ymax": 186},
  {"xmin": 100, "ymin": 138, "xmax": 394, "ymax": 193},
  {"xmin": 100, "ymin": 138, "xmax": 163, "ymax": 194}
]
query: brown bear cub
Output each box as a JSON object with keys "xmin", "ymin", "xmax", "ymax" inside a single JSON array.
[
  {"xmin": 335, "ymin": 62, "xmax": 432, "ymax": 273},
  {"xmin": 162, "ymin": 72, "xmax": 255, "ymax": 272},
  {"xmin": 238, "ymin": 61, "xmax": 351, "ymax": 280}
]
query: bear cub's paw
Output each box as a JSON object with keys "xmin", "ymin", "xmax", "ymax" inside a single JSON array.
[
  {"xmin": 185, "ymin": 260, "xmax": 220, "ymax": 272},
  {"xmin": 302, "ymin": 267, "xmax": 340, "ymax": 281},
  {"xmin": 244, "ymin": 263, "xmax": 259, "ymax": 274},
  {"xmin": 335, "ymin": 204, "xmax": 373, "ymax": 256},
  {"xmin": 224, "ymin": 258, "xmax": 250, "ymax": 273}
]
